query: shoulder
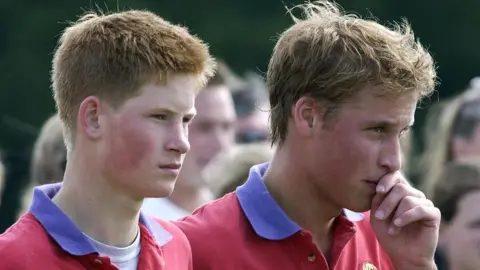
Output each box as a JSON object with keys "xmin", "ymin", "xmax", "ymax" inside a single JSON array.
[
  {"xmin": 174, "ymin": 193, "xmax": 247, "ymax": 269},
  {"xmin": 151, "ymin": 217, "xmax": 191, "ymax": 252},
  {"xmin": 175, "ymin": 192, "xmax": 242, "ymax": 238},
  {"xmin": 149, "ymin": 216, "xmax": 192, "ymax": 269},
  {"xmin": 0, "ymin": 213, "xmax": 58, "ymax": 268}
]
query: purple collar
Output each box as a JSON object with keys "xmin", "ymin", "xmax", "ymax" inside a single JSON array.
[{"xmin": 29, "ymin": 183, "xmax": 172, "ymax": 256}]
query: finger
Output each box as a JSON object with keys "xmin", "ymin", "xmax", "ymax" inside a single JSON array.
[
  {"xmin": 374, "ymin": 183, "xmax": 410, "ymax": 220},
  {"xmin": 372, "ymin": 181, "xmax": 426, "ymax": 218},
  {"xmin": 376, "ymin": 171, "xmax": 412, "ymax": 194},
  {"xmin": 387, "ymin": 197, "xmax": 437, "ymax": 235},
  {"xmin": 393, "ymin": 205, "xmax": 440, "ymax": 227},
  {"xmin": 388, "ymin": 205, "xmax": 441, "ymax": 235},
  {"xmin": 392, "ymin": 196, "xmax": 436, "ymax": 225},
  {"xmin": 375, "ymin": 173, "xmax": 398, "ymax": 194}
]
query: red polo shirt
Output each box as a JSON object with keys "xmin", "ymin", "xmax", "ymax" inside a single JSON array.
[
  {"xmin": 176, "ymin": 163, "xmax": 394, "ymax": 270},
  {"xmin": 0, "ymin": 184, "xmax": 192, "ymax": 270}
]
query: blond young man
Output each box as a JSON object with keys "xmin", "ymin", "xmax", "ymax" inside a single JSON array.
[
  {"xmin": 0, "ymin": 10, "xmax": 214, "ymax": 270},
  {"xmin": 175, "ymin": 2, "xmax": 440, "ymax": 269}
]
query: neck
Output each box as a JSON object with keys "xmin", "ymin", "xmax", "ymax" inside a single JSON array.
[
  {"xmin": 53, "ymin": 151, "xmax": 141, "ymax": 247},
  {"xmin": 264, "ymin": 144, "xmax": 342, "ymax": 253},
  {"xmin": 169, "ymin": 181, "xmax": 213, "ymax": 213}
]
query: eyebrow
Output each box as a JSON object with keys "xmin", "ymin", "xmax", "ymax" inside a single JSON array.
[
  {"xmin": 366, "ymin": 119, "xmax": 414, "ymax": 128},
  {"xmin": 151, "ymin": 107, "xmax": 196, "ymax": 118},
  {"xmin": 467, "ymin": 219, "xmax": 480, "ymax": 228}
]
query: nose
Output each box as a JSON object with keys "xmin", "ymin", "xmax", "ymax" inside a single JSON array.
[
  {"xmin": 379, "ymin": 137, "xmax": 402, "ymax": 173},
  {"xmin": 166, "ymin": 123, "xmax": 190, "ymax": 154}
]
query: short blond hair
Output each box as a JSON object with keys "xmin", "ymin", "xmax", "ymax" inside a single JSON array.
[
  {"xmin": 267, "ymin": 1, "xmax": 436, "ymax": 144},
  {"xmin": 52, "ymin": 10, "xmax": 215, "ymax": 144}
]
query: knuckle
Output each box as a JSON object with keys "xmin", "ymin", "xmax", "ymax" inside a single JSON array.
[
  {"xmin": 425, "ymin": 199, "xmax": 434, "ymax": 207},
  {"xmin": 415, "ymin": 189, "xmax": 426, "ymax": 199},
  {"xmin": 401, "ymin": 195, "xmax": 418, "ymax": 207},
  {"xmin": 392, "ymin": 183, "xmax": 409, "ymax": 195}
]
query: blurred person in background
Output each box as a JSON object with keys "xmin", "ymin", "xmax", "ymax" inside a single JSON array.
[
  {"xmin": 0, "ymin": 10, "xmax": 215, "ymax": 269},
  {"xmin": 0, "ymin": 155, "xmax": 5, "ymax": 206},
  {"xmin": 175, "ymin": 2, "xmax": 440, "ymax": 269},
  {"xmin": 231, "ymin": 73, "xmax": 270, "ymax": 144},
  {"xmin": 142, "ymin": 65, "xmax": 237, "ymax": 220},
  {"xmin": 432, "ymin": 159, "xmax": 480, "ymax": 270},
  {"xmin": 18, "ymin": 114, "xmax": 66, "ymax": 216},
  {"xmin": 202, "ymin": 142, "xmax": 274, "ymax": 198},
  {"xmin": 400, "ymin": 129, "xmax": 413, "ymax": 177},
  {"xmin": 30, "ymin": 114, "xmax": 66, "ymax": 185},
  {"xmin": 420, "ymin": 77, "xmax": 480, "ymax": 197}
]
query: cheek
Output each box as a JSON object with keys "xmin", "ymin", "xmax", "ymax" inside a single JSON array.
[
  {"xmin": 330, "ymin": 133, "xmax": 371, "ymax": 164},
  {"xmin": 451, "ymin": 229, "xmax": 480, "ymax": 252},
  {"xmin": 471, "ymin": 139, "xmax": 480, "ymax": 155},
  {"xmin": 105, "ymin": 122, "xmax": 155, "ymax": 171},
  {"xmin": 189, "ymin": 130, "xmax": 210, "ymax": 150}
]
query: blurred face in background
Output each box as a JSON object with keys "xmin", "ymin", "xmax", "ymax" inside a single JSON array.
[
  {"xmin": 452, "ymin": 124, "xmax": 480, "ymax": 163},
  {"xmin": 440, "ymin": 190, "xmax": 480, "ymax": 270},
  {"xmin": 0, "ymin": 160, "xmax": 4, "ymax": 199},
  {"xmin": 179, "ymin": 85, "xmax": 236, "ymax": 188},
  {"xmin": 451, "ymin": 100, "xmax": 480, "ymax": 162},
  {"xmin": 236, "ymin": 101, "xmax": 270, "ymax": 143}
]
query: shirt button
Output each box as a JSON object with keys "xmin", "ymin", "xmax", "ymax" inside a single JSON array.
[
  {"xmin": 94, "ymin": 259, "xmax": 102, "ymax": 264},
  {"xmin": 308, "ymin": 253, "xmax": 316, "ymax": 262}
]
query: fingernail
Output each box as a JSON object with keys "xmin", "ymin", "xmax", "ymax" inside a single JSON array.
[
  {"xmin": 389, "ymin": 226, "xmax": 400, "ymax": 235},
  {"xmin": 375, "ymin": 210, "xmax": 385, "ymax": 219},
  {"xmin": 394, "ymin": 218, "xmax": 401, "ymax": 226},
  {"xmin": 376, "ymin": 185, "xmax": 385, "ymax": 193}
]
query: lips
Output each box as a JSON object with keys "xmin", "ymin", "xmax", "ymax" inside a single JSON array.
[
  {"xmin": 158, "ymin": 163, "xmax": 181, "ymax": 170},
  {"xmin": 364, "ymin": 180, "xmax": 378, "ymax": 191}
]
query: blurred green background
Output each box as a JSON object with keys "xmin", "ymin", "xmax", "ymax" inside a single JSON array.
[{"xmin": 1, "ymin": 0, "xmax": 480, "ymax": 230}]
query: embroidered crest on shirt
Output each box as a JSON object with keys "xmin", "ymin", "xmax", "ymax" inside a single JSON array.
[{"xmin": 362, "ymin": 262, "xmax": 377, "ymax": 270}]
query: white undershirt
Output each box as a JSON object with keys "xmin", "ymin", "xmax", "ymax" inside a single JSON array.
[
  {"xmin": 85, "ymin": 229, "xmax": 141, "ymax": 270},
  {"xmin": 141, "ymin": 198, "xmax": 189, "ymax": 221}
]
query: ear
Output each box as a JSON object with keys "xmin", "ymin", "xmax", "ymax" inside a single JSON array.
[
  {"xmin": 292, "ymin": 96, "xmax": 323, "ymax": 138},
  {"xmin": 77, "ymin": 96, "xmax": 103, "ymax": 140}
]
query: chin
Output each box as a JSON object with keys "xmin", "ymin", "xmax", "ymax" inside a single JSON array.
[
  {"xmin": 139, "ymin": 188, "xmax": 173, "ymax": 199},
  {"xmin": 135, "ymin": 181, "xmax": 176, "ymax": 199},
  {"xmin": 344, "ymin": 200, "xmax": 371, "ymax": 213}
]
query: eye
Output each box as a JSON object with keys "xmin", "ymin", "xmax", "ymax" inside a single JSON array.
[
  {"xmin": 151, "ymin": 114, "xmax": 168, "ymax": 120},
  {"xmin": 399, "ymin": 127, "xmax": 411, "ymax": 137},
  {"xmin": 370, "ymin": 127, "xmax": 385, "ymax": 133},
  {"xmin": 183, "ymin": 117, "xmax": 193, "ymax": 124}
]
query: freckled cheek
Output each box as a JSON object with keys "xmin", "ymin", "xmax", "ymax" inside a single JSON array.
[{"xmin": 105, "ymin": 127, "xmax": 157, "ymax": 171}]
